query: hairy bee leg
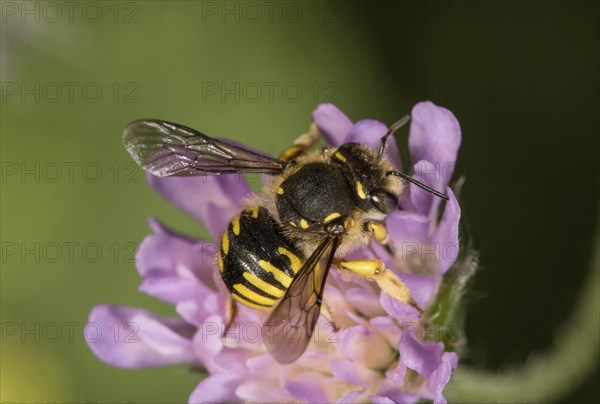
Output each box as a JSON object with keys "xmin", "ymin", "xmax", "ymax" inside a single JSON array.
[
  {"xmin": 278, "ymin": 122, "xmax": 320, "ymax": 161},
  {"xmin": 222, "ymin": 297, "xmax": 239, "ymax": 338},
  {"xmin": 375, "ymin": 268, "xmax": 424, "ymax": 316},
  {"xmin": 338, "ymin": 259, "xmax": 423, "ymax": 316}
]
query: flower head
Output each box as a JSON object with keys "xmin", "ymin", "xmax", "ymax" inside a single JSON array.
[{"xmin": 87, "ymin": 102, "xmax": 462, "ymax": 403}]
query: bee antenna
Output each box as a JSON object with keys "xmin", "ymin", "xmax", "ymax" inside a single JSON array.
[
  {"xmin": 377, "ymin": 115, "xmax": 410, "ymax": 160},
  {"xmin": 386, "ymin": 171, "xmax": 450, "ymax": 201}
]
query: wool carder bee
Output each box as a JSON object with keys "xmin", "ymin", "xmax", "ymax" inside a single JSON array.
[{"xmin": 122, "ymin": 113, "xmax": 449, "ymax": 364}]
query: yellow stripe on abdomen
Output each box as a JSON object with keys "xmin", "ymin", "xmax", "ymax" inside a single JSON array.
[
  {"xmin": 217, "ymin": 249, "xmax": 224, "ymax": 272},
  {"xmin": 222, "ymin": 232, "xmax": 230, "ymax": 254},
  {"xmin": 243, "ymin": 272, "xmax": 285, "ymax": 298},
  {"xmin": 278, "ymin": 247, "xmax": 302, "ymax": 274},
  {"xmin": 258, "ymin": 260, "xmax": 293, "ymax": 288},
  {"xmin": 233, "ymin": 283, "xmax": 277, "ymax": 306},
  {"xmin": 232, "ymin": 293, "xmax": 271, "ymax": 310}
]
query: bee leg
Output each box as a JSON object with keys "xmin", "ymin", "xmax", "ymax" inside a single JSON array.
[
  {"xmin": 338, "ymin": 259, "xmax": 423, "ymax": 316},
  {"xmin": 222, "ymin": 297, "xmax": 239, "ymax": 338},
  {"xmin": 365, "ymin": 221, "xmax": 394, "ymax": 255},
  {"xmin": 365, "ymin": 221, "xmax": 389, "ymax": 244},
  {"xmin": 278, "ymin": 122, "xmax": 320, "ymax": 161}
]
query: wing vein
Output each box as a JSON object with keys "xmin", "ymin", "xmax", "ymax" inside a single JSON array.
[{"xmin": 261, "ymin": 236, "xmax": 341, "ymax": 364}]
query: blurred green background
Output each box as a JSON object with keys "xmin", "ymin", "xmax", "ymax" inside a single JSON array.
[{"xmin": 1, "ymin": 1, "xmax": 598, "ymax": 403}]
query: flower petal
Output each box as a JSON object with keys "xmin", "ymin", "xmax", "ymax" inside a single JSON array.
[
  {"xmin": 386, "ymin": 210, "xmax": 430, "ymax": 244},
  {"xmin": 384, "ymin": 360, "xmax": 407, "ymax": 385},
  {"xmin": 136, "ymin": 232, "xmax": 217, "ymax": 291},
  {"xmin": 176, "ymin": 292, "xmax": 226, "ymax": 328},
  {"xmin": 246, "ymin": 354, "xmax": 281, "ymax": 378},
  {"xmin": 368, "ymin": 396, "xmax": 395, "ymax": 404},
  {"xmin": 344, "ymin": 286, "xmax": 386, "ymax": 319},
  {"xmin": 86, "ymin": 305, "xmax": 195, "ymax": 368},
  {"xmin": 377, "ymin": 363, "xmax": 421, "ymax": 403},
  {"xmin": 331, "ymin": 358, "xmax": 381, "ymax": 387},
  {"xmin": 340, "ymin": 325, "xmax": 395, "ymax": 369},
  {"xmin": 426, "ymin": 352, "xmax": 458, "ymax": 404},
  {"xmin": 370, "ymin": 316, "xmax": 402, "ymax": 348},
  {"xmin": 409, "ymin": 101, "xmax": 461, "ymax": 182},
  {"xmin": 236, "ymin": 378, "xmax": 284, "ymax": 402},
  {"xmin": 337, "ymin": 390, "xmax": 363, "ymax": 404},
  {"xmin": 313, "ymin": 103, "xmax": 353, "ymax": 146},
  {"xmin": 345, "ymin": 119, "xmax": 402, "ymax": 169},
  {"xmin": 138, "ymin": 276, "xmax": 207, "ymax": 304},
  {"xmin": 147, "ymin": 172, "xmax": 251, "ymax": 238},
  {"xmin": 432, "ymin": 187, "xmax": 460, "ymax": 274},
  {"xmin": 213, "ymin": 348, "xmax": 251, "ymax": 374},
  {"xmin": 384, "ymin": 210, "xmax": 442, "ymax": 278},
  {"xmin": 416, "ymin": 352, "xmax": 458, "ymax": 404},
  {"xmin": 406, "ymin": 160, "xmax": 445, "ymax": 216},
  {"xmin": 371, "ymin": 392, "xmax": 420, "ymax": 404},
  {"xmin": 148, "ymin": 216, "xmax": 198, "ymax": 243},
  {"xmin": 188, "ymin": 373, "xmax": 243, "ymax": 404},
  {"xmin": 321, "ymin": 282, "xmax": 360, "ymax": 330},
  {"xmin": 284, "ymin": 371, "xmax": 332, "ymax": 403},
  {"xmin": 398, "ymin": 332, "xmax": 445, "ymax": 377},
  {"xmin": 190, "ymin": 314, "xmax": 227, "ymax": 373}
]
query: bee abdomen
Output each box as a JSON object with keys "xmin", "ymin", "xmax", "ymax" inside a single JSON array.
[{"xmin": 219, "ymin": 206, "xmax": 304, "ymax": 310}]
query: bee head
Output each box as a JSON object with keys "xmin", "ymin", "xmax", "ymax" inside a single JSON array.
[
  {"xmin": 331, "ymin": 113, "xmax": 449, "ymax": 216},
  {"xmin": 332, "ymin": 143, "xmax": 402, "ymax": 216}
]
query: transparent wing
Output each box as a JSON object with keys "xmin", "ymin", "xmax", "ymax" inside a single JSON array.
[
  {"xmin": 122, "ymin": 119, "xmax": 288, "ymax": 177},
  {"xmin": 261, "ymin": 236, "xmax": 340, "ymax": 364}
]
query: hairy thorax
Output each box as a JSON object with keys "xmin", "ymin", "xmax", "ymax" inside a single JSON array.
[{"xmin": 256, "ymin": 147, "xmax": 383, "ymax": 258}]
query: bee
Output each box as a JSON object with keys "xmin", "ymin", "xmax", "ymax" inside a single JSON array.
[{"xmin": 122, "ymin": 113, "xmax": 448, "ymax": 364}]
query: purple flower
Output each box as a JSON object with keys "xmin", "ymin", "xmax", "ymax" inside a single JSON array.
[{"xmin": 87, "ymin": 102, "xmax": 462, "ymax": 403}]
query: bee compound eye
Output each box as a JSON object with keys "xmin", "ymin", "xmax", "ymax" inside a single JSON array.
[{"xmin": 371, "ymin": 191, "xmax": 398, "ymax": 214}]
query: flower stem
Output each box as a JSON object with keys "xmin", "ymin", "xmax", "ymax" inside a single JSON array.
[{"xmin": 445, "ymin": 225, "xmax": 600, "ymax": 402}]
